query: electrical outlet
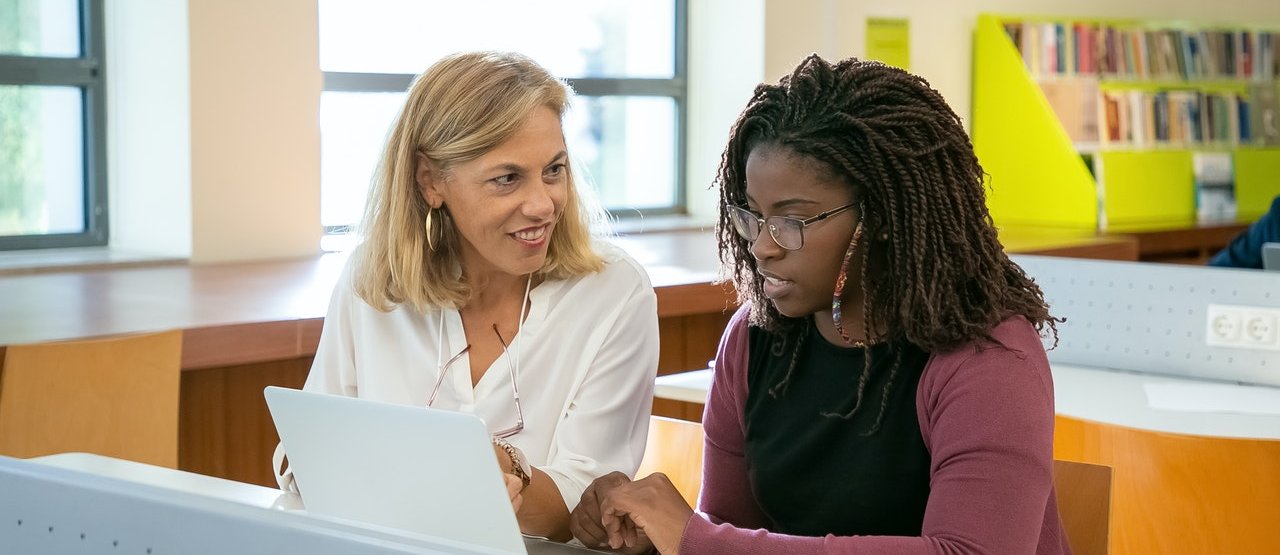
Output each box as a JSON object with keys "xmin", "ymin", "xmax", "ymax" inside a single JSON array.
[
  {"xmin": 1243, "ymin": 312, "xmax": 1278, "ymax": 346},
  {"xmin": 1206, "ymin": 305, "xmax": 1243, "ymax": 345},
  {"xmin": 1206, "ymin": 304, "xmax": 1280, "ymax": 351}
]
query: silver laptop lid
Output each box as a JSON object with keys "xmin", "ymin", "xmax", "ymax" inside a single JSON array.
[{"xmin": 264, "ymin": 386, "xmax": 525, "ymax": 554}]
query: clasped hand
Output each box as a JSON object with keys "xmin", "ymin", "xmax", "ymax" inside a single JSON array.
[
  {"xmin": 493, "ymin": 443, "xmax": 525, "ymax": 513},
  {"xmin": 569, "ymin": 471, "xmax": 693, "ymax": 555}
]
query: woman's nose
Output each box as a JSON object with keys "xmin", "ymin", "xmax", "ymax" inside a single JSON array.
[
  {"xmin": 522, "ymin": 182, "xmax": 556, "ymax": 221},
  {"xmin": 750, "ymin": 225, "xmax": 783, "ymax": 261}
]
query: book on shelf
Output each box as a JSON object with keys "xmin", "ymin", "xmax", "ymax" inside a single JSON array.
[
  {"xmin": 1002, "ymin": 21, "xmax": 1280, "ymax": 80},
  {"xmin": 1253, "ymin": 82, "xmax": 1280, "ymax": 145},
  {"xmin": 999, "ymin": 19, "xmax": 1280, "ymax": 149},
  {"xmin": 1097, "ymin": 89, "xmax": 1253, "ymax": 147},
  {"xmin": 1193, "ymin": 152, "xmax": 1237, "ymax": 223},
  {"xmin": 1040, "ymin": 78, "xmax": 1099, "ymax": 142}
]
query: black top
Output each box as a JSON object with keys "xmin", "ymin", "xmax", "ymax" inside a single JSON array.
[{"xmin": 743, "ymin": 319, "xmax": 932, "ymax": 537}]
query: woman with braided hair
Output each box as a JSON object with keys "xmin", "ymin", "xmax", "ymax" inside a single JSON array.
[{"xmin": 568, "ymin": 54, "xmax": 1070, "ymax": 554}]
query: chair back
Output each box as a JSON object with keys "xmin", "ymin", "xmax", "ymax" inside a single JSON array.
[
  {"xmin": 0, "ymin": 330, "xmax": 183, "ymax": 467},
  {"xmin": 634, "ymin": 414, "xmax": 1113, "ymax": 552},
  {"xmin": 636, "ymin": 416, "xmax": 704, "ymax": 506},
  {"xmin": 1053, "ymin": 459, "xmax": 1113, "ymax": 555}
]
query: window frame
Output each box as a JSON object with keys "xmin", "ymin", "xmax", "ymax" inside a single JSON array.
[
  {"xmin": 319, "ymin": 0, "xmax": 688, "ymax": 236},
  {"xmin": 0, "ymin": 0, "xmax": 108, "ymax": 250}
]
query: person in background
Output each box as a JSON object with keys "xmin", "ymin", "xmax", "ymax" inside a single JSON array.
[
  {"xmin": 569, "ymin": 55, "xmax": 1070, "ymax": 554},
  {"xmin": 1208, "ymin": 194, "xmax": 1280, "ymax": 269},
  {"xmin": 276, "ymin": 51, "xmax": 659, "ymax": 541}
]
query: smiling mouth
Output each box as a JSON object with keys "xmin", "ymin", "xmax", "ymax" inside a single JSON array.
[{"xmin": 513, "ymin": 225, "xmax": 548, "ymax": 242}]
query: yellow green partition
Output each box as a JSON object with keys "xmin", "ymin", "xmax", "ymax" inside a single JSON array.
[
  {"xmin": 1234, "ymin": 148, "xmax": 1280, "ymax": 219},
  {"xmin": 971, "ymin": 14, "xmax": 1097, "ymax": 229},
  {"xmin": 1098, "ymin": 150, "xmax": 1194, "ymax": 226}
]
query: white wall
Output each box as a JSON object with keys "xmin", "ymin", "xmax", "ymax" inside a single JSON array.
[
  {"xmin": 106, "ymin": 0, "xmax": 321, "ymax": 264},
  {"xmin": 686, "ymin": 0, "xmax": 766, "ymax": 225},
  {"xmin": 106, "ymin": 0, "xmax": 192, "ymax": 258},
  {"xmin": 187, "ymin": 0, "xmax": 321, "ymax": 263}
]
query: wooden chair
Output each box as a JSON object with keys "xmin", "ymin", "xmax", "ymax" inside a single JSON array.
[
  {"xmin": 636, "ymin": 415, "xmax": 705, "ymax": 506},
  {"xmin": 1052, "ymin": 459, "xmax": 1113, "ymax": 555},
  {"xmin": 0, "ymin": 330, "xmax": 183, "ymax": 468}
]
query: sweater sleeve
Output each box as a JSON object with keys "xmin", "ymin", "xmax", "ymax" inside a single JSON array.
[
  {"xmin": 679, "ymin": 317, "xmax": 1059, "ymax": 555},
  {"xmin": 690, "ymin": 304, "xmax": 770, "ymax": 530}
]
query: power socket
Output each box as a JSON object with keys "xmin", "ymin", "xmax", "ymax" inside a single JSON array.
[
  {"xmin": 1206, "ymin": 304, "xmax": 1280, "ymax": 351},
  {"xmin": 1243, "ymin": 311, "xmax": 1278, "ymax": 345}
]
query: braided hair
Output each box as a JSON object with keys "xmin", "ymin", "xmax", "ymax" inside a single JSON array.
[{"xmin": 716, "ymin": 55, "xmax": 1058, "ymax": 433}]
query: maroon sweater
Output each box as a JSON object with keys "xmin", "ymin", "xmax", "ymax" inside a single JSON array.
[{"xmin": 679, "ymin": 305, "xmax": 1071, "ymax": 554}]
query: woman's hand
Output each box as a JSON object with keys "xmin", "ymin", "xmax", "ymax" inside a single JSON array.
[
  {"xmin": 504, "ymin": 473, "xmax": 525, "ymax": 513},
  {"xmin": 493, "ymin": 444, "xmax": 525, "ymax": 512},
  {"xmin": 571, "ymin": 472, "xmax": 653, "ymax": 553},
  {"xmin": 598, "ymin": 473, "xmax": 693, "ymax": 555}
]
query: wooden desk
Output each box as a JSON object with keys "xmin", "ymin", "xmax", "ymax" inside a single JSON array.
[
  {"xmin": 0, "ymin": 229, "xmax": 1141, "ymax": 488},
  {"xmin": 653, "ymin": 365, "xmax": 1280, "ymax": 554},
  {"xmin": 1103, "ymin": 220, "xmax": 1250, "ymax": 264}
]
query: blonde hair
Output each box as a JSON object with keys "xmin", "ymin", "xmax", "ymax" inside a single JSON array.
[{"xmin": 354, "ymin": 51, "xmax": 605, "ymax": 312}]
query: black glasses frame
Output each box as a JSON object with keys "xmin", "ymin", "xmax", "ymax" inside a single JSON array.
[{"xmin": 727, "ymin": 201, "xmax": 857, "ymax": 250}]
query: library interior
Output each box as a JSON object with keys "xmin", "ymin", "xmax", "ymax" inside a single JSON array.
[{"xmin": 2, "ymin": 1, "xmax": 1279, "ymax": 554}]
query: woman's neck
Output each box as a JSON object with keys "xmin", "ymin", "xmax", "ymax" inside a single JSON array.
[
  {"xmin": 463, "ymin": 271, "xmax": 530, "ymax": 315},
  {"xmin": 812, "ymin": 308, "xmax": 871, "ymax": 347}
]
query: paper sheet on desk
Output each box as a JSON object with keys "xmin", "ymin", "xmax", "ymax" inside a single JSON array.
[{"xmin": 1143, "ymin": 382, "xmax": 1280, "ymax": 416}]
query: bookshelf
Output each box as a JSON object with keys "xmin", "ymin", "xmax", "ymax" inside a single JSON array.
[{"xmin": 972, "ymin": 14, "xmax": 1280, "ymax": 230}]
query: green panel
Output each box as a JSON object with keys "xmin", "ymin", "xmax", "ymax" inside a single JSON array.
[
  {"xmin": 1099, "ymin": 150, "xmax": 1194, "ymax": 225},
  {"xmin": 972, "ymin": 15, "xmax": 1097, "ymax": 228},
  {"xmin": 1097, "ymin": 81, "xmax": 1250, "ymax": 95},
  {"xmin": 866, "ymin": 18, "xmax": 910, "ymax": 71},
  {"xmin": 1234, "ymin": 148, "xmax": 1280, "ymax": 219}
]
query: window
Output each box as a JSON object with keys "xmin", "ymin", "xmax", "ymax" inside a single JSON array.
[
  {"xmin": 0, "ymin": 0, "xmax": 107, "ymax": 250},
  {"xmin": 318, "ymin": 0, "xmax": 687, "ymax": 242}
]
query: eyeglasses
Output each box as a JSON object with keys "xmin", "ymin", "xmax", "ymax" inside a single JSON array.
[
  {"xmin": 727, "ymin": 202, "xmax": 857, "ymax": 251},
  {"xmin": 427, "ymin": 324, "xmax": 524, "ymax": 439}
]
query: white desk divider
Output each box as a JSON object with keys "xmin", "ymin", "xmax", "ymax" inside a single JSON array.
[
  {"xmin": 1012, "ymin": 255, "xmax": 1280, "ymax": 387},
  {"xmin": 0, "ymin": 455, "xmax": 507, "ymax": 555}
]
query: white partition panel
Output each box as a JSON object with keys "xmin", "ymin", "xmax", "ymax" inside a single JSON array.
[
  {"xmin": 0, "ymin": 456, "xmax": 504, "ymax": 555},
  {"xmin": 1013, "ymin": 255, "xmax": 1280, "ymax": 387}
]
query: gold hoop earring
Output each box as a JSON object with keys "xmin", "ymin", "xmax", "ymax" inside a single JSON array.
[{"xmin": 425, "ymin": 206, "xmax": 438, "ymax": 252}]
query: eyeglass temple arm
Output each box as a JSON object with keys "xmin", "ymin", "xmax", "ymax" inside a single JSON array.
[{"xmin": 491, "ymin": 325, "xmax": 525, "ymax": 427}]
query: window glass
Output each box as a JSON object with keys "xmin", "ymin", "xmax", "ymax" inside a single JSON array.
[
  {"xmin": 566, "ymin": 96, "xmax": 677, "ymax": 211},
  {"xmin": 0, "ymin": 0, "xmax": 81, "ymax": 57},
  {"xmin": 318, "ymin": 0, "xmax": 674, "ymax": 78},
  {"xmin": 0, "ymin": 85, "xmax": 85, "ymax": 236},
  {"xmin": 320, "ymin": 91, "xmax": 407, "ymax": 229}
]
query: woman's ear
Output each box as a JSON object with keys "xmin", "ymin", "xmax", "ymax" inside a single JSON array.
[{"xmin": 415, "ymin": 152, "xmax": 441, "ymax": 208}]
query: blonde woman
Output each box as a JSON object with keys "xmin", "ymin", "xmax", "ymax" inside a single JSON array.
[{"xmin": 279, "ymin": 52, "xmax": 659, "ymax": 541}]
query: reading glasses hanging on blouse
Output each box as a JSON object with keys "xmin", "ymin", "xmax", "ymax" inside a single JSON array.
[{"xmin": 427, "ymin": 275, "xmax": 531, "ymax": 439}]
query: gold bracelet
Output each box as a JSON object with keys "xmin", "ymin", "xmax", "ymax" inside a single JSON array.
[{"xmin": 494, "ymin": 438, "xmax": 531, "ymax": 490}]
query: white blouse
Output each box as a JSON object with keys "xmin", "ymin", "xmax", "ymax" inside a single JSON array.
[{"xmin": 302, "ymin": 240, "xmax": 660, "ymax": 509}]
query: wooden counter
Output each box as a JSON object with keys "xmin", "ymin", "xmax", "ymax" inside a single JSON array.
[
  {"xmin": 1103, "ymin": 220, "xmax": 1250, "ymax": 264},
  {"xmin": 0, "ymin": 228, "xmax": 1140, "ymax": 487}
]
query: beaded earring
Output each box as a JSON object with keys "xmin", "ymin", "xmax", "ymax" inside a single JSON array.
[{"xmin": 832, "ymin": 223, "xmax": 867, "ymax": 347}]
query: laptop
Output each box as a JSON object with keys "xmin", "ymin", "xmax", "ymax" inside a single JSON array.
[
  {"xmin": 1263, "ymin": 242, "xmax": 1280, "ymax": 271},
  {"xmin": 263, "ymin": 386, "xmax": 603, "ymax": 555}
]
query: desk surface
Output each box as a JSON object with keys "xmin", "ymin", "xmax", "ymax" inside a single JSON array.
[
  {"xmin": 0, "ymin": 229, "xmax": 1136, "ymax": 369},
  {"xmin": 655, "ymin": 364, "xmax": 1280, "ymax": 441}
]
